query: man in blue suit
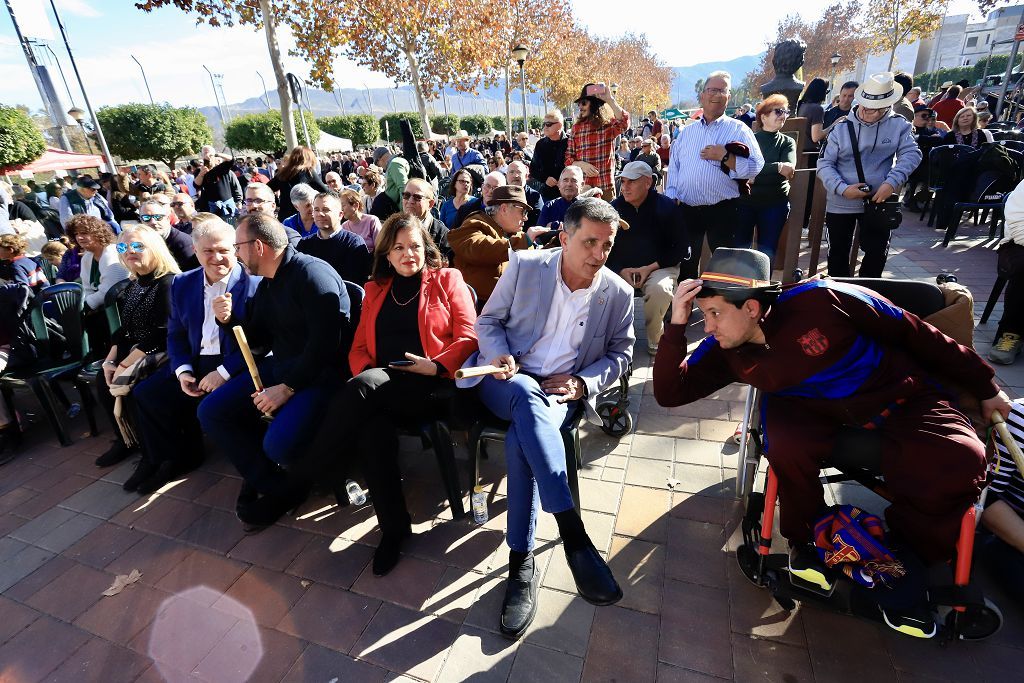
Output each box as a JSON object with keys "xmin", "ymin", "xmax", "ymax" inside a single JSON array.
[
  {"xmin": 458, "ymin": 198, "xmax": 635, "ymax": 638},
  {"xmin": 130, "ymin": 215, "xmax": 260, "ymax": 494}
]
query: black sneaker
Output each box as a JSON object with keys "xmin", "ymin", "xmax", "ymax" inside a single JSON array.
[
  {"xmin": 94, "ymin": 441, "xmax": 133, "ymax": 468},
  {"xmin": 788, "ymin": 543, "xmax": 834, "ymax": 592},
  {"xmin": 881, "ymin": 605, "xmax": 937, "ymax": 639},
  {"xmin": 123, "ymin": 459, "xmax": 159, "ymax": 493}
]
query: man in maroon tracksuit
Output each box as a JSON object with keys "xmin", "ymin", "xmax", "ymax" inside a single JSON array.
[{"xmin": 653, "ymin": 249, "xmax": 1010, "ymax": 636}]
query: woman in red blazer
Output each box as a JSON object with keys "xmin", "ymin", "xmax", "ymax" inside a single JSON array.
[{"xmin": 313, "ymin": 212, "xmax": 478, "ymax": 577}]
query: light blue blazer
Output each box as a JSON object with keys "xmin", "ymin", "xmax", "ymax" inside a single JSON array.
[{"xmin": 458, "ymin": 248, "xmax": 635, "ymax": 425}]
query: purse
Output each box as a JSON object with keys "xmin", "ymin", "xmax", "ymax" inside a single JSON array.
[{"xmin": 847, "ymin": 120, "xmax": 903, "ymax": 231}]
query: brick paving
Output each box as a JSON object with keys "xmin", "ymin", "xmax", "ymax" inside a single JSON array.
[{"xmin": 0, "ymin": 210, "xmax": 1022, "ymax": 682}]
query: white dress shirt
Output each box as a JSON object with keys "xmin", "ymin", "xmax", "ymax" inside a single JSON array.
[
  {"xmin": 174, "ymin": 275, "xmax": 231, "ymax": 381},
  {"xmin": 519, "ymin": 254, "xmax": 599, "ymax": 377},
  {"xmin": 664, "ymin": 115, "xmax": 765, "ymax": 206}
]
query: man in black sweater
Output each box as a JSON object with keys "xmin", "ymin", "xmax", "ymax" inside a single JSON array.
[
  {"xmin": 139, "ymin": 199, "xmax": 198, "ymax": 270},
  {"xmin": 198, "ymin": 212, "xmax": 351, "ymax": 530},
  {"xmin": 297, "ymin": 191, "xmax": 371, "ymax": 283},
  {"xmin": 609, "ymin": 161, "xmax": 687, "ymax": 354},
  {"xmin": 529, "ymin": 111, "xmax": 569, "ymax": 202}
]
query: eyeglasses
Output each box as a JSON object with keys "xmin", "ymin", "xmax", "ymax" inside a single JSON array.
[
  {"xmin": 169, "ymin": 201, "xmax": 186, "ymax": 207},
  {"xmin": 542, "ymin": 121, "xmax": 558, "ymax": 127},
  {"xmin": 402, "ymin": 192, "xmax": 429, "ymax": 202},
  {"xmin": 232, "ymin": 239, "xmax": 258, "ymax": 250},
  {"xmin": 243, "ymin": 197, "xmax": 268, "ymax": 205},
  {"xmin": 138, "ymin": 214, "xmax": 166, "ymax": 223},
  {"xmin": 704, "ymin": 87, "xmax": 730, "ymax": 96},
  {"xmin": 773, "ymin": 108, "xmax": 791, "ymax": 117},
  {"xmin": 115, "ymin": 241, "xmax": 146, "ymax": 254}
]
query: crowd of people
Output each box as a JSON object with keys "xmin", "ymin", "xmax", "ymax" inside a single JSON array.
[{"xmin": 1, "ymin": 67, "xmax": 1024, "ymax": 641}]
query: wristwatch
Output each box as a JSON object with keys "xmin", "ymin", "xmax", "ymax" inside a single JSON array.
[{"xmin": 722, "ymin": 151, "xmax": 731, "ymax": 163}]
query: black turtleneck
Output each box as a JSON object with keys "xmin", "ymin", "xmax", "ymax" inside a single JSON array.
[{"xmin": 375, "ymin": 272, "xmax": 424, "ymax": 367}]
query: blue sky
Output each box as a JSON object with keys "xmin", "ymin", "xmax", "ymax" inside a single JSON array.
[{"xmin": 1, "ymin": 0, "xmax": 985, "ymax": 112}]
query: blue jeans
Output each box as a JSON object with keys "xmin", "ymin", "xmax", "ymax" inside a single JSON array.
[
  {"xmin": 736, "ymin": 201, "xmax": 789, "ymax": 266},
  {"xmin": 197, "ymin": 358, "xmax": 335, "ymax": 496},
  {"xmin": 478, "ymin": 374, "xmax": 577, "ymax": 553}
]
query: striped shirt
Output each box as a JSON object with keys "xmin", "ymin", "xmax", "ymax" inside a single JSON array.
[
  {"xmin": 992, "ymin": 400, "xmax": 1024, "ymax": 515},
  {"xmin": 664, "ymin": 115, "xmax": 764, "ymax": 206},
  {"xmin": 565, "ymin": 111, "xmax": 630, "ymax": 198}
]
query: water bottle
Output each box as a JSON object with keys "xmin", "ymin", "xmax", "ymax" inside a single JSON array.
[
  {"xmin": 471, "ymin": 485, "xmax": 488, "ymax": 525},
  {"xmin": 345, "ymin": 479, "xmax": 367, "ymax": 506}
]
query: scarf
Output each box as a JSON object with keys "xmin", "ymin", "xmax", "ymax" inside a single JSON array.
[{"xmin": 953, "ymin": 129, "xmax": 980, "ymax": 147}]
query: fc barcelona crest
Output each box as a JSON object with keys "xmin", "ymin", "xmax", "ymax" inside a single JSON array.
[{"xmin": 798, "ymin": 328, "xmax": 829, "ymax": 357}]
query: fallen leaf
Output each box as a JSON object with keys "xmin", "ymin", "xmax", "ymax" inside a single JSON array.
[{"xmin": 102, "ymin": 569, "xmax": 142, "ymax": 597}]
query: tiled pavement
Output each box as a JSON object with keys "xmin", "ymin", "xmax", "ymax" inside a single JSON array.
[{"xmin": 1, "ymin": 210, "xmax": 1023, "ymax": 682}]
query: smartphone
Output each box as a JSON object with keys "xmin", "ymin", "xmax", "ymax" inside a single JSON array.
[
  {"xmin": 586, "ymin": 83, "xmax": 605, "ymax": 97},
  {"xmin": 389, "ymin": 360, "xmax": 415, "ymax": 367}
]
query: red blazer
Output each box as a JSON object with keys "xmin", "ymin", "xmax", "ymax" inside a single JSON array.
[{"xmin": 349, "ymin": 267, "xmax": 479, "ymax": 377}]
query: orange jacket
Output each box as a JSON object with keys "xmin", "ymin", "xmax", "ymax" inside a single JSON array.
[{"xmin": 348, "ymin": 267, "xmax": 478, "ymax": 377}]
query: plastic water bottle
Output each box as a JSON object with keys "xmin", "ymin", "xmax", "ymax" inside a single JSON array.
[
  {"xmin": 345, "ymin": 479, "xmax": 367, "ymax": 506},
  {"xmin": 471, "ymin": 485, "xmax": 488, "ymax": 525}
]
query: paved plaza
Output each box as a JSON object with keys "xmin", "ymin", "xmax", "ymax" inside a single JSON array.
[{"xmin": 0, "ymin": 211, "xmax": 1022, "ymax": 682}]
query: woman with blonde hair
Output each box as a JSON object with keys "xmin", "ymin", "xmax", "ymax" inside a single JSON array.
[
  {"xmin": 943, "ymin": 106, "xmax": 993, "ymax": 147},
  {"xmin": 93, "ymin": 225, "xmax": 180, "ymax": 472},
  {"xmin": 268, "ymin": 145, "xmax": 328, "ymax": 220},
  {"xmin": 340, "ymin": 188, "xmax": 381, "ymax": 251}
]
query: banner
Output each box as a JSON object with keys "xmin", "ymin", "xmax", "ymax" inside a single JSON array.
[{"xmin": 8, "ymin": 0, "xmax": 55, "ymax": 41}]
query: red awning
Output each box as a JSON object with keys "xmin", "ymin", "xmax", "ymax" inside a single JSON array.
[{"xmin": 2, "ymin": 147, "xmax": 106, "ymax": 174}]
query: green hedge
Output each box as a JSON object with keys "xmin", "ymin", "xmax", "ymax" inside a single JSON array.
[
  {"xmin": 378, "ymin": 112, "xmax": 424, "ymax": 142},
  {"xmin": 915, "ymin": 54, "xmax": 1024, "ymax": 91},
  {"xmin": 224, "ymin": 110, "xmax": 319, "ymax": 155},
  {"xmin": 459, "ymin": 114, "xmax": 493, "ymax": 136},
  {"xmin": 317, "ymin": 114, "xmax": 380, "ymax": 146}
]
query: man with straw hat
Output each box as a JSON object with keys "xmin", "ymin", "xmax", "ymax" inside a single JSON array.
[
  {"xmin": 449, "ymin": 130, "xmax": 486, "ymax": 173},
  {"xmin": 653, "ymin": 248, "xmax": 1011, "ymax": 638}
]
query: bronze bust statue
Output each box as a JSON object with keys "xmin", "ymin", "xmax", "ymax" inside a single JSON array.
[{"xmin": 761, "ymin": 39, "xmax": 807, "ymax": 111}]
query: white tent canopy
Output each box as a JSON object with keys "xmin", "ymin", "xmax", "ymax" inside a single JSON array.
[{"xmin": 315, "ymin": 131, "xmax": 353, "ymax": 153}]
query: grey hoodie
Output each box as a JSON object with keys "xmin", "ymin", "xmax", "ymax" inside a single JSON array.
[{"xmin": 816, "ymin": 109, "xmax": 922, "ymax": 214}]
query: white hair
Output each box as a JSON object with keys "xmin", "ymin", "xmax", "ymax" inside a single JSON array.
[
  {"xmin": 289, "ymin": 183, "xmax": 318, "ymax": 204},
  {"xmin": 560, "ymin": 166, "xmax": 584, "ymax": 182},
  {"xmin": 191, "ymin": 216, "xmax": 234, "ymax": 245},
  {"xmin": 508, "ymin": 160, "xmax": 528, "ymax": 173},
  {"xmin": 483, "ymin": 171, "xmax": 506, "ymax": 187},
  {"xmin": 706, "ymin": 70, "xmax": 732, "ymax": 87}
]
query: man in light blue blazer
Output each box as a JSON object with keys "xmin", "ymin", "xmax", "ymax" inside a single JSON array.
[
  {"xmin": 459, "ymin": 198, "xmax": 635, "ymax": 638},
  {"xmin": 131, "ymin": 215, "xmax": 260, "ymax": 494}
]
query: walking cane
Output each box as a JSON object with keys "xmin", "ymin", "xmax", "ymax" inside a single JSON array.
[
  {"xmin": 991, "ymin": 412, "xmax": 1024, "ymax": 474},
  {"xmin": 233, "ymin": 326, "xmax": 274, "ymax": 422}
]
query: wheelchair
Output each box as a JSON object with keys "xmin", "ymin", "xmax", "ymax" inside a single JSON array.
[{"xmin": 732, "ymin": 277, "xmax": 1004, "ymax": 641}]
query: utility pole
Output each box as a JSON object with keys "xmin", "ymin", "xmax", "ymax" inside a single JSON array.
[
  {"xmin": 47, "ymin": 0, "xmax": 114, "ymax": 167},
  {"xmin": 363, "ymin": 84, "xmax": 373, "ymax": 115},
  {"xmin": 203, "ymin": 65, "xmax": 227, "ymax": 127},
  {"xmin": 256, "ymin": 71, "xmax": 271, "ymax": 108}
]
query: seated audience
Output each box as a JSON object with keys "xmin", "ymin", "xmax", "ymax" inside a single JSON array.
[
  {"xmin": 981, "ymin": 399, "xmax": 1024, "ymax": 605},
  {"xmin": 282, "ymin": 183, "xmax": 319, "ymax": 238},
  {"xmin": 94, "ymin": 226, "xmax": 181, "ymax": 469},
  {"xmin": 440, "ymin": 169, "xmax": 475, "ymax": 229},
  {"xmin": 70, "ymin": 215, "xmax": 131, "ymax": 354},
  {"xmin": 308, "ymin": 213, "xmax": 477, "ymax": 575},
  {"xmin": 448, "ymin": 185, "xmax": 532, "ymax": 303},
  {"xmin": 297, "ymin": 191, "xmax": 371, "ymax": 283},
  {"xmin": 242, "ymin": 183, "xmax": 302, "ymax": 247},
  {"xmin": 198, "ymin": 213, "xmax": 351, "ymax": 531},
  {"xmin": 457, "ymin": 198, "xmax": 633, "ymax": 638},
  {"xmin": 538, "ymin": 166, "xmax": 586, "ymax": 228},
  {"xmin": 400, "ymin": 179, "xmax": 453, "ymax": 265},
  {"xmin": 130, "ymin": 215, "xmax": 260, "ymax": 493},
  {"xmin": 942, "ymin": 107, "xmax": 994, "ymax": 147},
  {"xmin": 453, "ymin": 172, "xmax": 506, "ymax": 230},
  {"xmin": 339, "ymin": 188, "xmax": 381, "ymax": 252},
  {"xmin": 137, "ymin": 199, "xmax": 199, "ymax": 271}
]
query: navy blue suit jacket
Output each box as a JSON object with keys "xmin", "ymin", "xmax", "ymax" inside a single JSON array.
[{"xmin": 167, "ymin": 264, "xmax": 261, "ymax": 377}]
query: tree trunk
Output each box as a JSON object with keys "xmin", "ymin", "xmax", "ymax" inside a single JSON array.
[
  {"xmin": 505, "ymin": 63, "xmax": 513, "ymax": 134},
  {"xmin": 404, "ymin": 44, "xmax": 432, "ymax": 138},
  {"xmin": 887, "ymin": 44, "xmax": 897, "ymax": 71},
  {"xmin": 259, "ymin": 0, "xmax": 297, "ymax": 151}
]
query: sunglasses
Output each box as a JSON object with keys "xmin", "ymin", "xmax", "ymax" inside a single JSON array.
[
  {"xmin": 138, "ymin": 214, "xmax": 166, "ymax": 222},
  {"xmin": 115, "ymin": 241, "xmax": 146, "ymax": 254},
  {"xmin": 542, "ymin": 121, "xmax": 558, "ymax": 127},
  {"xmin": 170, "ymin": 201, "xmax": 186, "ymax": 207},
  {"xmin": 402, "ymin": 192, "xmax": 429, "ymax": 202},
  {"xmin": 773, "ymin": 108, "xmax": 791, "ymax": 117}
]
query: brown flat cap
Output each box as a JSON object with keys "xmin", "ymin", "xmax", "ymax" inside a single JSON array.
[{"xmin": 490, "ymin": 185, "xmax": 533, "ymax": 210}]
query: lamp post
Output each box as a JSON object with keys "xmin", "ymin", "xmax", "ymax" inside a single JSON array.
[
  {"xmin": 511, "ymin": 44, "xmax": 530, "ymax": 135},
  {"xmin": 830, "ymin": 52, "xmax": 841, "ymax": 96},
  {"xmin": 640, "ymin": 94, "xmax": 646, "ymax": 121},
  {"xmin": 256, "ymin": 71, "xmax": 271, "ymax": 108},
  {"xmin": 203, "ymin": 65, "xmax": 227, "ymax": 127},
  {"xmin": 131, "ymin": 54, "xmax": 155, "ymax": 104},
  {"xmin": 67, "ymin": 107, "xmax": 93, "ymax": 153}
]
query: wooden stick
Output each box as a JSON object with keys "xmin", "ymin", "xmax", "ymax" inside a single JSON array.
[
  {"xmin": 233, "ymin": 325, "xmax": 273, "ymax": 420},
  {"xmin": 992, "ymin": 412, "xmax": 1024, "ymax": 475},
  {"xmin": 454, "ymin": 364, "xmax": 507, "ymax": 380}
]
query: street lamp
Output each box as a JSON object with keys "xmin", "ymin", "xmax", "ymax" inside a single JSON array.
[
  {"xmin": 67, "ymin": 107, "xmax": 94, "ymax": 153},
  {"xmin": 640, "ymin": 94, "xmax": 646, "ymax": 120},
  {"xmin": 512, "ymin": 44, "xmax": 530, "ymax": 135},
  {"xmin": 131, "ymin": 54, "xmax": 155, "ymax": 104},
  {"xmin": 830, "ymin": 52, "xmax": 842, "ymax": 95},
  {"xmin": 610, "ymin": 82, "xmax": 619, "ymax": 97}
]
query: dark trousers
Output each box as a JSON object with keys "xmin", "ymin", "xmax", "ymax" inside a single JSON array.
[
  {"xmin": 197, "ymin": 358, "xmax": 337, "ymax": 497},
  {"xmin": 980, "ymin": 531, "xmax": 1024, "ymax": 606},
  {"xmin": 998, "ymin": 276, "xmax": 1024, "ymax": 338},
  {"xmin": 736, "ymin": 201, "xmax": 790, "ymax": 267},
  {"xmin": 825, "ymin": 211, "xmax": 892, "ymax": 278},
  {"xmin": 133, "ymin": 356, "xmax": 221, "ymax": 470},
  {"xmin": 308, "ymin": 368, "xmax": 441, "ymax": 535},
  {"xmin": 679, "ymin": 198, "xmax": 739, "ymax": 279},
  {"xmin": 762, "ymin": 392, "xmax": 986, "ymax": 564}
]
